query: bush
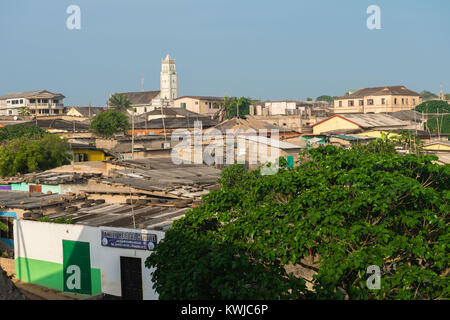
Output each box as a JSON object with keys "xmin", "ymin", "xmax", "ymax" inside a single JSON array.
[
  {"xmin": 414, "ymin": 100, "xmax": 450, "ymax": 114},
  {"xmin": 0, "ymin": 124, "xmax": 47, "ymax": 142}
]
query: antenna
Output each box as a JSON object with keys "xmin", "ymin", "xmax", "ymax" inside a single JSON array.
[{"xmin": 141, "ymin": 74, "xmax": 145, "ymax": 92}]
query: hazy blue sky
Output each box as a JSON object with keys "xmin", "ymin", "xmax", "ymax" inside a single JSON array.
[{"xmin": 0, "ymin": 0, "xmax": 449, "ymax": 105}]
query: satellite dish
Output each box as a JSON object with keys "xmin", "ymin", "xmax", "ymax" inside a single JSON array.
[{"xmin": 13, "ymin": 116, "xmax": 18, "ymax": 121}]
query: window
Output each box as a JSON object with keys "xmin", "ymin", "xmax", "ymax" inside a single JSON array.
[
  {"xmin": 348, "ymin": 100, "xmax": 354, "ymax": 107},
  {"xmin": 30, "ymin": 99, "xmax": 35, "ymax": 103},
  {"xmin": 54, "ymin": 109, "xmax": 59, "ymax": 114},
  {"xmin": 359, "ymin": 100, "xmax": 364, "ymax": 106},
  {"xmin": 367, "ymin": 99, "xmax": 374, "ymax": 105},
  {"xmin": 8, "ymin": 110, "xmax": 13, "ymax": 115},
  {"xmin": 180, "ymin": 103, "xmax": 186, "ymax": 109},
  {"xmin": 406, "ymin": 98, "xmax": 408, "ymax": 104},
  {"xmin": 74, "ymin": 153, "xmax": 89, "ymax": 162},
  {"xmin": 195, "ymin": 101, "xmax": 199, "ymax": 105},
  {"xmin": 402, "ymin": 98, "xmax": 404, "ymax": 104},
  {"xmin": 413, "ymin": 98, "xmax": 416, "ymax": 104},
  {"xmin": 283, "ymin": 123, "xmax": 287, "ymax": 126},
  {"xmin": 394, "ymin": 98, "xmax": 397, "ymax": 104},
  {"xmin": 381, "ymin": 98, "xmax": 386, "ymax": 105},
  {"xmin": 20, "ymin": 99, "xmax": 23, "ymax": 104},
  {"xmin": 42, "ymin": 99, "xmax": 48, "ymax": 103},
  {"xmin": 53, "ymin": 99, "xmax": 59, "ymax": 104},
  {"xmin": 338, "ymin": 101, "xmax": 342, "ymax": 107}
]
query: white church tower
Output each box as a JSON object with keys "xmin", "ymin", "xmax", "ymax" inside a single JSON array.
[{"xmin": 160, "ymin": 54, "xmax": 178, "ymax": 106}]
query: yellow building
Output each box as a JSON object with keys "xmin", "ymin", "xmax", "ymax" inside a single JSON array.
[
  {"xmin": 334, "ymin": 85, "xmax": 420, "ymax": 113},
  {"xmin": 423, "ymin": 141, "xmax": 450, "ymax": 152},
  {"xmin": 71, "ymin": 144, "xmax": 114, "ymax": 162}
]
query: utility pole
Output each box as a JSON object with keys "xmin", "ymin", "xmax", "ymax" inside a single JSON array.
[
  {"xmin": 131, "ymin": 107, "xmax": 135, "ymax": 159},
  {"xmin": 161, "ymin": 99, "xmax": 168, "ymax": 147}
]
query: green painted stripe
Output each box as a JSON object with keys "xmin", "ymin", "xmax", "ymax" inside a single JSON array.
[{"xmin": 15, "ymin": 257, "xmax": 101, "ymax": 295}]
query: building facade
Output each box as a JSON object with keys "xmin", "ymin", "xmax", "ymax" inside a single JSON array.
[
  {"xmin": 0, "ymin": 90, "xmax": 65, "ymax": 116},
  {"xmin": 333, "ymin": 85, "xmax": 420, "ymax": 113},
  {"xmin": 160, "ymin": 54, "xmax": 178, "ymax": 105},
  {"xmin": 174, "ymin": 96, "xmax": 224, "ymax": 116}
]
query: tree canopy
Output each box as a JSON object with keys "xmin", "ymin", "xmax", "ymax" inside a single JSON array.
[
  {"xmin": 224, "ymin": 96, "xmax": 253, "ymax": 119},
  {"xmin": 146, "ymin": 141, "xmax": 449, "ymax": 300},
  {"xmin": 108, "ymin": 93, "xmax": 133, "ymax": 113},
  {"xmin": 414, "ymin": 100, "xmax": 450, "ymax": 114},
  {"xmin": 0, "ymin": 134, "xmax": 71, "ymax": 177},
  {"xmin": 424, "ymin": 114, "xmax": 450, "ymax": 134},
  {"xmin": 0, "ymin": 124, "xmax": 47, "ymax": 142},
  {"xmin": 89, "ymin": 110, "xmax": 130, "ymax": 138},
  {"xmin": 316, "ymin": 95, "xmax": 335, "ymax": 104}
]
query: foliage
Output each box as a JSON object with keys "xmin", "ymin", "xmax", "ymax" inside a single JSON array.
[
  {"xmin": 89, "ymin": 110, "xmax": 130, "ymax": 138},
  {"xmin": 108, "ymin": 93, "xmax": 133, "ymax": 113},
  {"xmin": 0, "ymin": 222, "xmax": 6, "ymax": 232},
  {"xmin": 146, "ymin": 142, "xmax": 449, "ymax": 300},
  {"xmin": 306, "ymin": 97, "xmax": 312, "ymax": 101},
  {"xmin": 224, "ymin": 97, "xmax": 252, "ymax": 119},
  {"xmin": 0, "ymin": 135, "xmax": 71, "ymax": 177},
  {"xmin": 424, "ymin": 115, "xmax": 450, "ymax": 134},
  {"xmin": 414, "ymin": 100, "xmax": 450, "ymax": 114},
  {"xmin": 0, "ymin": 124, "xmax": 47, "ymax": 142},
  {"xmin": 38, "ymin": 216, "xmax": 73, "ymax": 224},
  {"xmin": 316, "ymin": 95, "xmax": 335, "ymax": 104},
  {"xmin": 17, "ymin": 106, "xmax": 31, "ymax": 116},
  {"xmin": 419, "ymin": 90, "xmax": 439, "ymax": 99}
]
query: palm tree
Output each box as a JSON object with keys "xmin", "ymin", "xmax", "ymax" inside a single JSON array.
[
  {"xmin": 17, "ymin": 106, "xmax": 31, "ymax": 116},
  {"xmin": 108, "ymin": 93, "xmax": 133, "ymax": 113}
]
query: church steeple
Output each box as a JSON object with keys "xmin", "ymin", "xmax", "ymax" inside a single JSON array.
[{"xmin": 160, "ymin": 54, "xmax": 178, "ymax": 106}]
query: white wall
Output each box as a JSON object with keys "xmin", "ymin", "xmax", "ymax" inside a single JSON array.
[{"xmin": 14, "ymin": 220, "xmax": 165, "ymax": 300}]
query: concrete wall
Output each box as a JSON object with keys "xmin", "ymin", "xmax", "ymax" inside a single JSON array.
[{"xmin": 14, "ymin": 220, "xmax": 165, "ymax": 299}]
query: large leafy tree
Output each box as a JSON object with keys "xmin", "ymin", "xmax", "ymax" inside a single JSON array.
[
  {"xmin": 90, "ymin": 110, "xmax": 130, "ymax": 138},
  {"xmin": 414, "ymin": 100, "xmax": 450, "ymax": 114},
  {"xmin": 224, "ymin": 97, "xmax": 252, "ymax": 119},
  {"xmin": 0, "ymin": 124, "xmax": 47, "ymax": 142},
  {"xmin": 424, "ymin": 114, "xmax": 450, "ymax": 134},
  {"xmin": 146, "ymin": 141, "xmax": 449, "ymax": 300},
  {"xmin": 0, "ymin": 135, "xmax": 71, "ymax": 177},
  {"xmin": 108, "ymin": 93, "xmax": 133, "ymax": 113}
]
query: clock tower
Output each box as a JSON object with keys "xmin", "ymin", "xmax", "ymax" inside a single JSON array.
[{"xmin": 160, "ymin": 54, "xmax": 178, "ymax": 106}]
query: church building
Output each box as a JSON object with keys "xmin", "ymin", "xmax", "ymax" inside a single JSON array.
[{"xmin": 110, "ymin": 54, "xmax": 178, "ymax": 115}]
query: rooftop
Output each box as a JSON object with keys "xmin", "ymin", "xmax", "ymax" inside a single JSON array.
[
  {"xmin": 113, "ymin": 91, "xmax": 160, "ymax": 106},
  {"xmin": 337, "ymin": 86, "xmax": 420, "ymax": 99},
  {"xmin": 312, "ymin": 114, "xmax": 409, "ymax": 129},
  {"xmin": 0, "ymin": 90, "xmax": 65, "ymax": 100}
]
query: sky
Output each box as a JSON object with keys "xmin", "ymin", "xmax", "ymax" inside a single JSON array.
[{"xmin": 0, "ymin": 0, "xmax": 449, "ymax": 106}]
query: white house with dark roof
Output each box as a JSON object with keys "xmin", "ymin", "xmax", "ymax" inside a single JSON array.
[{"xmin": 0, "ymin": 90, "xmax": 65, "ymax": 116}]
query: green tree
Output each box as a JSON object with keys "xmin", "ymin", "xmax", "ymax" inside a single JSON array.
[
  {"xmin": 306, "ymin": 97, "xmax": 312, "ymax": 101},
  {"xmin": 420, "ymin": 90, "xmax": 439, "ymax": 99},
  {"xmin": 89, "ymin": 110, "xmax": 130, "ymax": 138},
  {"xmin": 108, "ymin": 93, "xmax": 133, "ymax": 113},
  {"xmin": 146, "ymin": 142, "xmax": 449, "ymax": 300},
  {"xmin": 414, "ymin": 100, "xmax": 450, "ymax": 114},
  {"xmin": 17, "ymin": 106, "xmax": 31, "ymax": 116},
  {"xmin": 316, "ymin": 95, "xmax": 335, "ymax": 104},
  {"xmin": 225, "ymin": 97, "xmax": 252, "ymax": 119},
  {"xmin": 0, "ymin": 135, "xmax": 71, "ymax": 177},
  {"xmin": 0, "ymin": 124, "xmax": 47, "ymax": 142},
  {"xmin": 424, "ymin": 114, "xmax": 450, "ymax": 134}
]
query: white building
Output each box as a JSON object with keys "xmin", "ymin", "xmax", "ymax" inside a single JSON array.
[
  {"xmin": 160, "ymin": 54, "xmax": 178, "ymax": 105},
  {"xmin": 110, "ymin": 54, "xmax": 179, "ymax": 114},
  {"xmin": 0, "ymin": 90, "xmax": 65, "ymax": 116}
]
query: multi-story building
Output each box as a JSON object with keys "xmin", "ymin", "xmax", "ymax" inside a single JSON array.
[
  {"xmin": 174, "ymin": 96, "xmax": 224, "ymax": 116},
  {"xmin": 0, "ymin": 90, "xmax": 65, "ymax": 116},
  {"xmin": 333, "ymin": 85, "xmax": 421, "ymax": 113}
]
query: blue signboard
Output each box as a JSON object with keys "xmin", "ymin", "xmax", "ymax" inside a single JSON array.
[{"xmin": 101, "ymin": 230, "xmax": 157, "ymax": 251}]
